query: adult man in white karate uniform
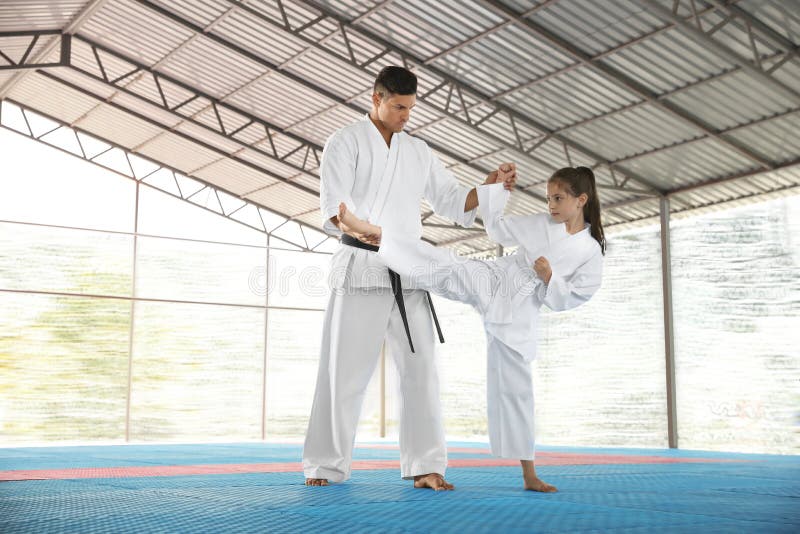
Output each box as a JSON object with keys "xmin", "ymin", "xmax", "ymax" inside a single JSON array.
[{"xmin": 303, "ymin": 66, "xmax": 516, "ymax": 490}]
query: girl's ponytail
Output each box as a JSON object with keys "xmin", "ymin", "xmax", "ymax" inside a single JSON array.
[{"xmin": 576, "ymin": 166, "xmax": 605, "ymax": 255}]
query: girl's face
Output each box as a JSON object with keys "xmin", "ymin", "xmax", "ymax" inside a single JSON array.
[{"xmin": 546, "ymin": 181, "xmax": 587, "ymax": 224}]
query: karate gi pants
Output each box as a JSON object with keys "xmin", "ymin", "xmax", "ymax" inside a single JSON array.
[
  {"xmin": 486, "ymin": 335, "xmax": 536, "ymax": 460},
  {"xmin": 379, "ymin": 235, "xmax": 537, "ymax": 460},
  {"xmin": 302, "ymin": 287, "xmax": 447, "ymax": 482}
]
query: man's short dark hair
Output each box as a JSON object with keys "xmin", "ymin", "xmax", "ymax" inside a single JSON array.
[{"xmin": 374, "ymin": 66, "xmax": 417, "ymax": 97}]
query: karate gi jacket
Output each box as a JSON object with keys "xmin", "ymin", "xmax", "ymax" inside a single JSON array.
[
  {"xmin": 320, "ymin": 115, "xmax": 478, "ymax": 289},
  {"xmin": 477, "ymin": 184, "xmax": 604, "ymax": 361}
]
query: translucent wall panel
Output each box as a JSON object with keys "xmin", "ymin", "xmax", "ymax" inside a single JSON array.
[
  {"xmin": 0, "ymin": 129, "xmax": 135, "ymax": 232},
  {"xmin": 673, "ymin": 195, "xmax": 800, "ymax": 454},
  {"xmin": 135, "ymin": 236, "xmax": 266, "ymax": 306},
  {"xmin": 384, "ymin": 297, "xmax": 489, "ymax": 440},
  {"xmin": 0, "ymin": 222, "xmax": 133, "ymax": 297},
  {"xmin": 264, "ymin": 306, "xmax": 384, "ymax": 440},
  {"xmin": 267, "ymin": 248, "xmax": 331, "ymax": 310},
  {"xmin": 265, "ymin": 309, "xmax": 324, "ymax": 438},
  {"xmin": 534, "ymin": 226, "xmax": 668, "ymax": 448},
  {"xmin": 129, "ymin": 302, "xmax": 265, "ymax": 441},
  {"xmin": 0, "ymin": 292, "xmax": 130, "ymax": 443},
  {"xmin": 137, "ymin": 185, "xmax": 267, "ymax": 247}
]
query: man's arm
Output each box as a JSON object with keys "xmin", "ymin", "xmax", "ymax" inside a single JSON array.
[{"xmin": 320, "ymin": 133, "xmax": 359, "ymax": 237}]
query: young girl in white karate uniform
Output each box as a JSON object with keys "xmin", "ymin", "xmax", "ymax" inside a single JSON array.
[{"xmin": 337, "ymin": 166, "xmax": 606, "ymax": 492}]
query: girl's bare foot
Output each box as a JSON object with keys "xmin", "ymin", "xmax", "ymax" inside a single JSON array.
[
  {"xmin": 521, "ymin": 460, "xmax": 557, "ymax": 493},
  {"xmin": 523, "ymin": 475, "xmax": 558, "ymax": 493},
  {"xmin": 338, "ymin": 202, "xmax": 381, "ymax": 239},
  {"xmin": 305, "ymin": 478, "xmax": 329, "ymax": 486}
]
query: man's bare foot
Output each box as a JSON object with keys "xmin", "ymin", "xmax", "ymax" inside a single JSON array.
[
  {"xmin": 338, "ymin": 203, "xmax": 382, "ymax": 240},
  {"xmin": 521, "ymin": 460, "xmax": 557, "ymax": 492},
  {"xmin": 413, "ymin": 473, "xmax": 454, "ymax": 491},
  {"xmin": 523, "ymin": 475, "xmax": 558, "ymax": 493},
  {"xmin": 305, "ymin": 478, "xmax": 329, "ymax": 486}
]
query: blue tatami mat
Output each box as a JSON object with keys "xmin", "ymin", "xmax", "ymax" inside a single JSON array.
[{"xmin": 1, "ymin": 443, "xmax": 798, "ymax": 533}]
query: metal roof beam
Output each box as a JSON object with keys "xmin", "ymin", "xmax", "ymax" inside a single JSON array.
[
  {"xmin": 0, "ymin": 100, "xmax": 330, "ymax": 252},
  {"xmin": 472, "ymin": 1, "xmax": 723, "ymax": 101},
  {"xmin": 0, "ymin": 31, "xmax": 69, "ymax": 71},
  {"xmin": 477, "ymin": 0, "xmax": 776, "ymax": 171},
  {"xmin": 667, "ymin": 156, "xmax": 800, "ymax": 196},
  {"xmin": 639, "ymin": 0, "xmax": 800, "ymax": 105},
  {"xmin": 0, "ymin": 0, "xmax": 111, "ymax": 98},
  {"xmin": 548, "ymin": 54, "xmax": 772, "ymax": 135},
  {"xmin": 419, "ymin": 4, "xmax": 795, "ymax": 168},
  {"xmin": 481, "ymin": 0, "xmax": 794, "ymax": 105},
  {"xmin": 706, "ymin": 0, "xmax": 800, "ymax": 55},
  {"xmin": 421, "ymin": 1, "xmax": 558, "ymax": 65},
  {"xmin": 66, "ymin": 4, "xmax": 240, "ymax": 146},
  {"xmin": 37, "ymin": 69, "xmax": 322, "ymax": 200},
  {"xmin": 606, "ymin": 106, "xmax": 800, "ymax": 167},
  {"xmin": 132, "ymin": 0, "xmax": 546, "ymax": 204},
  {"xmin": 284, "ymin": 0, "xmax": 662, "ymax": 195},
  {"xmin": 498, "ymin": 49, "xmax": 792, "ymax": 168},
  {"xmin": 67, "ymin": 35, "xmax": 324, "ymax": 183}
]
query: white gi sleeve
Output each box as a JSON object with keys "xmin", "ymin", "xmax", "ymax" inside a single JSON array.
[
  {"xmin": 538, "ymin": 250, "xmax": 603, "ymax": 311},
  {"xmin": 319, "ymin": 133, "xmax": 357, "ymax": 236},
  {"xmin": 424, "ymin": 152, "xmax": 478, "ymax": 228},
  {"xmin": 477, "ymin": 183, "xmax": 541, "ymax": 247}
]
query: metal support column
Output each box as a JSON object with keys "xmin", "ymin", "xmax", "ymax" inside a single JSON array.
[
  {"xmin": 380, "ymin": 342, "xmax": 386, "ymax": 438},
  {"xmin": 261, "ymin": 234, "xmax": 271, "ymax": 440},
  {"xmin": 125, "ymin": 181, "xmax": 140, "ymax": 442},
  {"xmin": 660, "ymin": 197, "xmax": 678, "ymax": 448}
]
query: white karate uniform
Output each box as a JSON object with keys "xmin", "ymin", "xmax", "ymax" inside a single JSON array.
[
  {"xmin": 303, "ymin": 115, "xmax": 477, "ymax": 482},
  {"xmin": 377, "ymin": 183, "xmax": 603, "ymax": 460}
]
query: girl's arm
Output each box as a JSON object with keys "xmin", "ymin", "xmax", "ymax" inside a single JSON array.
[
  {"xmin": 538, "ymin": 251, "xmax": 603, "ymax": 312},
  {"xmin": 477, "ymin": 183, "xmax": 539, "ymax": 248}
]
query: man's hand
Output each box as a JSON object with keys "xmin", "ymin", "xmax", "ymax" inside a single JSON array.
[
  {"xmin": 330, "ymin": 215, "xmax": 381, "ymax": 245},
  {"xmin": 533, "ymin": 256, "xmax": 552, "ymax": 284},
  {"xmin": 497, "ymin": 162, "xmax": 517, "ymax": 190}
]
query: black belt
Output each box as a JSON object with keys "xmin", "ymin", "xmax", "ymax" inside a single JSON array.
[{"xmin": 341, "ymin": 234, "xmax": 444, "ymax": 353}]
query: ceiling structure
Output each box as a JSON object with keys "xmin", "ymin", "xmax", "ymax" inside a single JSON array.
[{"xmin": 1, "ymin": 0, "xmax": 799, "ymax": 254}]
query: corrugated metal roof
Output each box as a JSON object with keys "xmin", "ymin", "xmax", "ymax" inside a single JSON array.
[
  {"xmin": 497, "ymin": 67, "xmax": 642, "ymax": 131},
  {"xmin": 7, "ymin": 71, "xmax": 100, "ymax": 123},
  {"xmin": 192, "ymin": 157, "xmax": 281, "ymax": 195},
  {"xmin": 0, "ymin": 1, "xmax": 85, "ymax": 32},
  {"xmin": 665, "ymin": 69, "xmax": 793, "ymax": 131},
  {"xmin": 74, "ymin": 101, "xmax": 165, "ymax": 147},
  {"xmin": 136, "ymin": 129, "xmax": 222, "ymax": 171},
  {"xmin": 527, "ymin": 0, "xmax": 666, "ymax": 55},
  {"xmin": 563, "ymin": 103, "xmax": 704, "ymax": 161},
  {"xmin": 246, "ymin": 181, "xmax": 320, "ymax": 216},
  {"xmin": 2, "ymin": 0, "xmax": 799, "ymax": 253},
  {"xmin": 81, "ymin": 0, "xmax": 193, "ymax": 65},
  {"xmin": 729, "ymin": 111, "xmax": 800, "ymax": 164},
  {"xmin": 623, "ymin": 137, "xmax": 761, "ymax": 190}
]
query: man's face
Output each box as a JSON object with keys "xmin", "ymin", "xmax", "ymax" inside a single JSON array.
[{"xmin": 373, "ymin": 92, "xmax": 416, "ymax": 132}]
